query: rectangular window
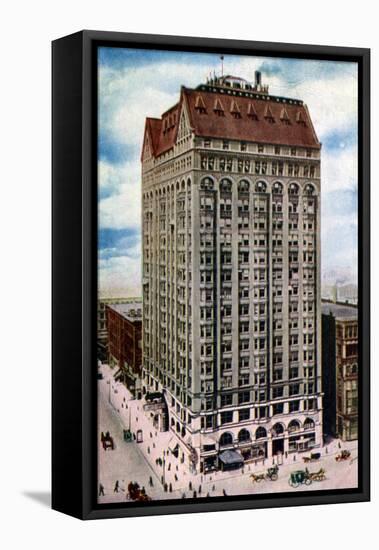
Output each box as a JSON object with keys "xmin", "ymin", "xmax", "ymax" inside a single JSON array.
[
  {"xmin": 221, "ymin": 394, "xmax": 233, "ymax": 407},
  {"xmin": 238, "ymin": 409, "xmax": 250, "ymax": 422},
  {"xmin": 238, "ymin": 391, "xmax": 250, "ymax": 404},
  {"xmin": 220, "ymin": 411, "xmax": 233, "ymax": 424},
  {"xmin": 273, "ymin": 403, "xmax": 284, "ymax": 415}
]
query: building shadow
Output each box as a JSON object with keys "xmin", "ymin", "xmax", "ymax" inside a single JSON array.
[{"xmin": 23, "ymin": 491, "xmax": 51, "ymax": 508}]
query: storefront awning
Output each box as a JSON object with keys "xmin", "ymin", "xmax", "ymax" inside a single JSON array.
[{"xmin": 219, "ymin": 450, "xmax": 244, "ymax": 465}]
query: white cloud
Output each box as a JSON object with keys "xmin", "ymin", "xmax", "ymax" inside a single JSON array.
[
  {"xmin": 99, "ymin": 160, "xmax": 141, "ymax": 230},
  {"xmin": 99, "ymin": 254, "xmax": 141, "ymax": 297},
  {"xmin": 98, "ymin": 54, "xmax": 359, "ymax": 292},
  {"xmin": 321, "ymin": 144, "xmax": 358, "ymax": 194}
]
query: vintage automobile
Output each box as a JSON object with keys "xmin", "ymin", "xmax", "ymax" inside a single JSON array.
[
  {"xmin": 250, "ymin": 465, "xmax": 279, "ymax": 483},
  {"xmin": 302, "ymin": 452, "xmax": 321, "ymax": 463},
  {"xmin": 335, "ymin": 450, "xmax": 351, "ymax": 462},
  {"xmin": 123, "ymin": 429, "xmax": 133, "ymax": 443},
  {"xmin": 288, "ymin": 470, "xmax": 312, "ymax": 488}
]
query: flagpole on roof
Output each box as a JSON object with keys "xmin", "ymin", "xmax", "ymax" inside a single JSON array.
[{"xmin": 220, "ymin": 55, "xmax": 224, "ymax": 77}]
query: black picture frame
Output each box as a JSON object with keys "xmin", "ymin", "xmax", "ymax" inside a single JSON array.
[{"xmin": 52, "ymin": 30, "xmax": 370, "ymax": 520}]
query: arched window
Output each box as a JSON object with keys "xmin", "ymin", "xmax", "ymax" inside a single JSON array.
[
  {"xmin": 220, "ymin": 178, "xmax": 232, "ymax": 193},
  {"xmin": 238, "ymin": 179, "xmax": 250, "ymax": 193},
  {"xmin": 289, "ymin": 182, "xmax": 299, "ymax": 195},
  {"xmin": 200, "ymin": 176, "xmax": 214, "ymax": 190},
  {"xmin": 256, "ymin": 427, "xmax": 267, "ymax": 439},
  {"xmin": 238, "ymin": 428, "xmax": 251, "ymax": 442},
  {"xmin": 255, "ymin": 180, "xmax": 267, "ymax": 193},
  {"xmin": 272, "ymin": 181, "xmax": 283, "ymax": 195},
  {"xmin": 304, "ymin": 183, "xmax": 315, "ymax": 196},
  {"xmin": 272, "ymin": 423, "xmax": 284, "ymax": 436},
  {"xmin": 304, "ymin": 417, "xmax": 315, "ymax": 430},
  {"xmin": 288, "ymin": 419, "xmax": 301, "ymax": 433},
  {"xmin": 220, "ymin": 432, "xmax": 233, "ymax": 446}
]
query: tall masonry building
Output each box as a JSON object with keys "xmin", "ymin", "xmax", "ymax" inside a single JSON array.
[{"xmin": 141, "ymin": 71, "xmax": 322, "ymax": 473}]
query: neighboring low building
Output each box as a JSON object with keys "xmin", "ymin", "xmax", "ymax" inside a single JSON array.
[
  {"xmin": 322, "ymin": 301, "xmax": 358, "ymax": 441},
  {"xmin": 97, "ymin": 296, "xmax": 138, "ymax": 361},
  {"xmin": 106, "ymin": 302, "xmax": 143, "ymax": 396}
]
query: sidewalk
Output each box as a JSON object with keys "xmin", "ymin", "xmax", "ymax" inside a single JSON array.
[{"xmin": 99, "ymin": 363, "xmax": 358, "ymax": 499}]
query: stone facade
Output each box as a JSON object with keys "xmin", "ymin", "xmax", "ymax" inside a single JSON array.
[{"xmin": 141, "ymin": 74, "xmax": 323, "ymax": 473}]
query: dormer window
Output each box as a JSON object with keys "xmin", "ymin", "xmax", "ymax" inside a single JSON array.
[
  {"xmin": 240, "ymin": 142, "xmax": 247, "ymax": 152},
  {"xmin": 247, "ymin": 102, "xmax": 258, "ymax": 120},
  {"xmin": 195, "ymin": 95, "xmax": 207, "ymax": 114},
  {"xmin": 296, "ymin": 110, "xmax": 306, "ymax": 126},
  {"xmin": 204, "ymin": 139, "xmax": 211, "ymax": 148},
  {"xmin": 258, "ymin": 144, "xmax": 264, "ymax": 153},
  {"xmin": 223, "ymin": 140, "xmax": 230, "ymax": 150},
  {"xmin": 280, "ymin": 107, "xmax": 291, "ymax": 125},
  {"xmin": 230, "ymin": 100, "xmax": 241, "ymax": 119},
  {"xmin": 264, "ymin": 104, "xmax": 275, "ymax": 123},
  {"xmin": 213, "ymin": 98, "xmax": 225, "ymax": 116}
]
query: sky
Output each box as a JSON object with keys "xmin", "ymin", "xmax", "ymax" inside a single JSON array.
[{"xmin": 98, "ymin": 47, "xmax": 358, "ymax": 298}]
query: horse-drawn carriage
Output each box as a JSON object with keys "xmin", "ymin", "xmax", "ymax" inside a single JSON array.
[
  {"xmin": 335, "ymin": 450, "xmax": 351, "ymax": 462},
  {"xmin": 288, "ymin": 467, "xmax": 326, "ymax": 487},
  {"xmin": 250, "ymin": 465, "xmax": 279, "ymax": 483},
  {"xmin": 101, "ymin": 431, "xmax": 114, "ymax": 450},
  {"xmin": 302, "ymin": 452, "xmax": 321, "ymax": 463},
  {"xmin": 127, "ymin": 481, "xmax": 151, "ymax": 502}
]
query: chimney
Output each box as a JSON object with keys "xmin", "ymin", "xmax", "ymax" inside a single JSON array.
[{"xmin": 254, "ymin": 70, "xmax": 262, "ymax": 88}]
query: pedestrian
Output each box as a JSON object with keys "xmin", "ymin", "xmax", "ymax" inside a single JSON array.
[
  {"xmin": 206, "ymin": 492, "xmax": 210, "ymax": 498},
  {"xmin": 100, "ymin": 431, "xmax": 105, "ymax": 442},
  {"xmin": 174, "ymin": 474, "xmax": 178, "ymax": 481},
  {"xmin": 149, "ymin": 476, "xmax": 154, "ymax": 487},
  {"xmin": 164, "ymin": 483, "xmax": 168, "ymax": 492},
  {"xmin": 198, "ymin": 485, "xmax": 202, "ymax": 494},
  {"xmin": 193, "ymin": 490, "xmax": 197, "ymax": 498},
  {"xmin": 212, "ymin": 484, "xmax": 215, "ymax": 491},
  {"xmin": 223, "ymin": 489, "xmax": 227, "ymax": 496},
  {"xmin": 338, "ymin": 441, "xmax": 341, "ymax": 449},
  {"xmin": 99, "ymin": 483, "xmax": 105, "ymax": 496},
  {"xmin": 141, "ymin": 486, "xmax": 146, "ymax": 495},
  {"xmin": 169, "ymin": 483, "xmax": 172, "ymax": 492},
  {"xmin": 189, "ymin": 481, "xmax": 192, "ymax": 490},
  {"xmin": 114, "ymin": 480, "xmax": 119, "ymax": 493}
]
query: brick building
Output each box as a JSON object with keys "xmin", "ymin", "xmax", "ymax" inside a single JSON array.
[
  {"xmin": 106, "ymin": 302, "xmax": 142, "ymax": 396},
  {"xmin": 322, "ymin": 301, "xmax": 358, "ymax": 441}
]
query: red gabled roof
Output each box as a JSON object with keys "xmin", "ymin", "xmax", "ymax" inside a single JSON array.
[
  {"xmin": 141, "ymin": 84, "xmax": 320, "ymax": 160},
  {"xmin": 183, "ymin": 88, "xmax": 320, "ymax": 148}
]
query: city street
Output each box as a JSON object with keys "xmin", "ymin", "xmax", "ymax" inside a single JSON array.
[
  {"xmin": 98, "ymin": 369, "xmax": 183, "ymax": 503},
  {"xmin": 98, "ymin": 365, "xmax": 358, "ymax": 504}
]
